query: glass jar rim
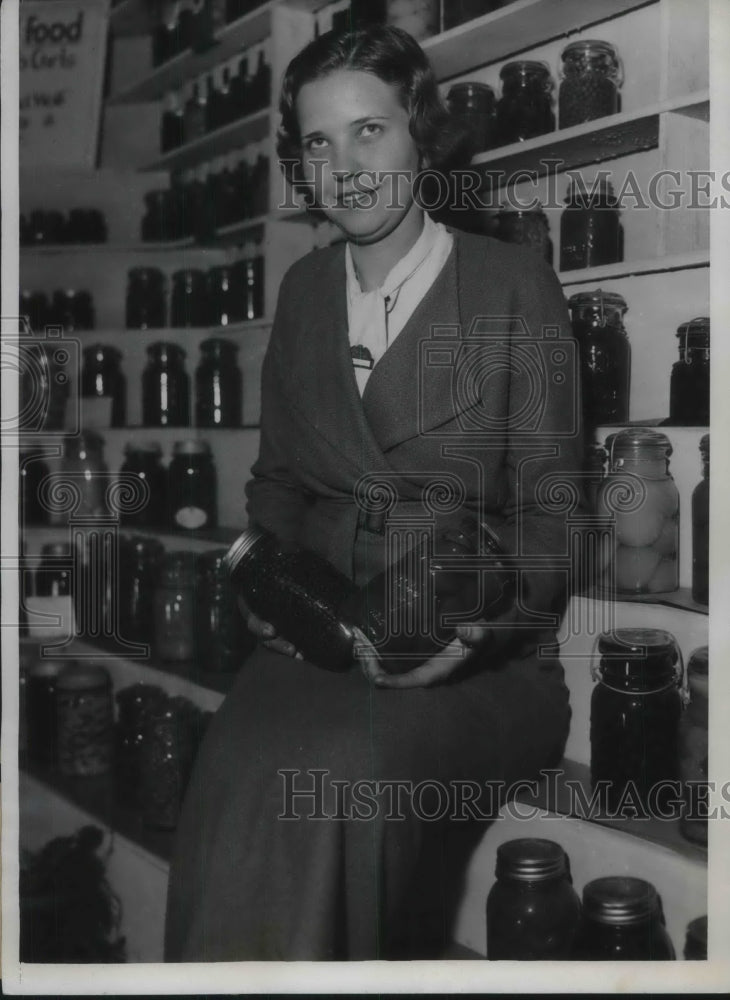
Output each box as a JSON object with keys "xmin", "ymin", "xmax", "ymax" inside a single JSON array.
[
  {"xmin": 447, "ymin": 81, "xmax": 496, "ymax": 96},
  {"xmin": 147, "ymin": 341, "xmax": 186, "ymax": 359},
  {"xmin": 568, "ymin": 288, "xmax": 627, "ymax": 313},
  {"xmin": 561, "ymin": 38, "xmax": 619, "ymax": 62},
  {"xmin": 598, "ymin": 627, "xmax": 677, "ymax": 659},
  {"xmin": 124, "ymin": 441, "xmax": 163, "ymax": 457},
  {"xmin": 610, "ymin": 427, "xmax": 672, "ymax": 461},
  {"xmin": 494, "ymin": 838, "xmax": 569, "ymax": 882},
  {"xmin": 565, "ymin": 177, "xmax": 617, "ymax": 205},
  {"xmin": 497, "ymin": 205, "xmax": 548, "ymax": 218},
  {"xmin": 224, "ymin": 527, "xmax": 267, "ymax": 575},
  {"xmin": 200, "ymin": 336, "xmax": 239, "ymax": 353},
  {"xmin": 688, "ymin": 645, "xmax": 708, "ymax": 676},
  {"xmin": 500, "ymin": 59, "xmax": 551, "ymax": 79},
  {"xmin": 84, "ymin": 343, "xmax": 122, "ymax": 360}
]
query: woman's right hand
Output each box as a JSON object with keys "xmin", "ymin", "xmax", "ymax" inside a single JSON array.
[{"xmin": 237, "ymin": 596, "xmax": 301, "ymax": 658}]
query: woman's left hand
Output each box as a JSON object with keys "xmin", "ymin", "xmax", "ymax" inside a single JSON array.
[{"xmin": 357, "ymin": 623, "xmax": 494, "ymax": 689}]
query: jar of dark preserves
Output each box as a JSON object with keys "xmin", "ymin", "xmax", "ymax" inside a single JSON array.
[
  {"xmin": 567, "ymin": 289, "xmax": 630, "ymax": 427},
  {"xmin": 170, "ymin": 269, "xmax": 208, "ymax": 327},
  {"xmin": 572, "ymin": 877, "xmax": 675, "ymax": 960},
  {"xmin": 691, "ymin": 434, "xmax": 709, "ymax": 605},
  {"xmin": 154, "ymin": 550, "xmax": 198, "ymax": 660},
  {"xmin": 668, "ymin": 317, "xmax": 710, "ymax": 426},
  {"xmin": 443, "ymin": 0, "xmax": 503, "ymax": 30},
  {"xmin": 679, "ymin": 646, "xmax": 708, "ymax": 845},
  {"xmin": 341, "ymin": 518, "xmax": 513, "ymax": 674},
  {"xmin": 114, "ymin": 682, "xmax": 168, "ymax": 807},
  {"xmin": 35, "ymin": 543, "xmax": 72, "ymax": 596},
  {"xmin": 231, "ymin": 256, "xmax": 265, "ymax": 320},
  {"xmin": 142, "ymin": 342, "xmax": 190, "ymax": 427},
  {"xmin": 560, "ymin": 177, "xmax": 622, "ymax": 271},
  {"xmin": 494, "ymin": 206, "xmax": 553, "ymax": 264},
  {"xmin": 495, "ymin": 61, "xmax": 555, "ymax": 145},
  {"xmin": 20, "ymin": 450, "xmax": 50, "ymax": 525},
  {"xmin": 167, "ymin": 440, "xmax": 217, "ymax": 530},
  {"xmin": 56, "ymin": 662, "xmax": 114, "ymax": 777},
  {"xmin": 142, "ymin": 190, "xmax": 174, "ymax": 242},
  {"xmin": 25, "ymin": 659, "xmax": 64, "ymax": 767},
  {"xmin": 119, "ymin": 443, "xmax": 167, "ymax": 526},
  {"xmin": 205, "ymin": 266, "xmax": 242, "ymax": 326},
  {"xmin": 81, "ymin": 344, "xmax": 126, "ymax": 427},
  {"xmin": 559, "ymin": 39, "xmax": 621, "ymax": 129},
  {"xmin": 446, "ymin": 82, "xmax": 497, "ymax": 156},
  {"xmin": 197, "ymin": 549, "xmax": 256, "ymax": 671},
  {"xmin": 684, "ymin": 915, "xmax": 707, "ymax": 960},
  {"xmin": 590, "ymin": 628, "xmax": 684, "ymax": 814},
  {"xmin": 126, "ymin": 268, "xmax": 166, "ymax": 330},
  {"xmin": 140, "ymin": 695, "xmax": 200, "ymax": 829},
  {"xmin": 60, "ymin": 430, "xmax": 108, "ymax": 519},
  {"xmin": 119, "ymin": 536, "xmax": 165, "ymax": 644},
  {"xmin": 52, "ymin": 289, "xmax": 95, "ymax": 331},
  {"xmin": 597, "ymin": 429, "xmax": 679, "ymax": 595},
  {"xmin": 224, "ymin": 527, "xmax": 360, "ymax": 671},
  {"xmin": 20, "ymin": 290, "xmax": 49, "ymax": 333},
  {"xmin": 486, "ymin": 838, "xmax": 581, "ymax": 959},
  {"xmin": 195, "ymin": 337, "xmax": 243, "ymax": 427}
]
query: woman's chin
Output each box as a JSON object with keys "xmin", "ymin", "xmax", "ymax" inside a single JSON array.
[{"xmin": 325, "ymin": 209, "xmax": 406, "ymax": 244}]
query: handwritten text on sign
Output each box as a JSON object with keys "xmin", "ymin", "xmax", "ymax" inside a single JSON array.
[{"xmin": 20, "ymin": 0, "xmax": 110, "ymax": 168}]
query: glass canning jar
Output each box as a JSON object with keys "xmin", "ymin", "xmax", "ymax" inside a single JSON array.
[
  {"xmin": 486, "ymin": 838, "xmax": 582, "ymax": 959},
  {"xmin": 56, "ymin": 662, "xmax": 114, "ymax": 777},
  {"xmin": 494, "ymin": 206, "xmax": 553, "ymax": 264},
  {"xmin": 154, "ymin": 550, "xmax": 198, "ymax": 661},
  {"xmin": 142, "ymin": 342, "xmax": 190, "ymax": 427},
  {"xmin": 495, "ymin": 60, "xmax": 555, "ymax": 145},
  {"xmin": 684, "ymin": 915, "xmax": 707, "ymax": 960},
  {"xmin": 205, "ymin": 265, "xmax": 242, "ymax": 326},
  {"xmin": 559, "ymin": 39, "xmax": 622, "ymax": 129},
  {"xmin": 567, "ymin": 289, "xmax": 630, "ymax": 427},
  {"xmin": 590, "ymin": 628, "xmax": 684, "ymax": 815},
  {"xmin": 385, "ymin": 0, "xmax": 439, "ymax": 40},
  {"xmin": 691, "ymin": 434, "xmax": 709, "ymax": 605},
  {"xmin": 597, "ymin": 428, "xmax": 679, "ymax": 595},
  {"xmin": 572, "ymin": 877, "xmax": 675, "ymax": 960},
  {"xmin": 20, "ymin": 450, "xmax": 51, "ymax": 525},
  {"xmin": 60, "ymin": 430, "xmax": 108, "ymax": 518},
  {"xmin": 114, "ymin": 682, "xmax": 168, "ymax": 807},
  {"xmin": 35, "ymin": 543, "xmax": 72, "ymax": 596},
  {"xmin": 668, "ymin": 317, "xmax": 710, "ymax": 426},
  {"xmin": 119, "ymin": 536, "xmax": 165, "ymax": 644},
  {"xmin": 170, "ymin": 269, "xmax": 208, "ymax": 327},
  {"xmin": 197, "ymin": 549, "xmax": 256, "ymax": 672},
  {"xmin": 446, "ymin": 81, "xmax": 497, "ymax": 156},
  {"xmin": 81, "ymin": 344, "xmax": 127, "ymax": 427},
  {"xmin": 231, "ymin": 256, "xmax": 265, "ymax": 320},
  {"xmin": 126, "ymin": 267, "xmax": 167, "ymax": 330},
  {"xmin": 119, "ymin": 442, "xmax": 167, "ymax": 526},
  {"xmin": 224, "ymin": 526, "xmax": 360, "ymax": 671},
  {"xmin": 679, "ymin": 646, "xmax": 708, "ymax": 846},
  {"xmin": 560, "ymin": 177, "xmax": 622, "ymax": 271},
  {"xmin": 195, "ymin": 337, "xmax": 243, "ymax": 427},
  {"xmin": 167, "ymin": 439, "xmax": 217, "ymax": 530},
  {"xmin": 140, "ymin": 696, "xmax": 205, "ymax": 830}
]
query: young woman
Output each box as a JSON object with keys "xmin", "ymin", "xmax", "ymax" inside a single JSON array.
[{"xmin": 165, "ymin": 25, "xmax": 582, "ymax": 961}]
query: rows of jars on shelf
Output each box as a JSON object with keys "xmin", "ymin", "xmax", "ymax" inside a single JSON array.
[
  {"xmin": 160, "ymin": 47, "xmax": 271, "ymax": 153},
  {"xmin": 22, "ymin": 434, "xmax": 220, "ymax": 528},
  {"xmin": 20, "ymin": 208, "xmax": 107, "ymax": 246},
  {"xmin": 151, "ymin": 0, "xmax": 268, "ymax": 68},
  {"xmin": 126, "ymin": 256, "xmax": 265, "ymax": 328},
  {"xmin": 142, "ymin": 154, "xmax": 269, "ymax": 242},
  {"xmin": 80, "ymin": 340, "xmax": 244, "ymax": 428}
]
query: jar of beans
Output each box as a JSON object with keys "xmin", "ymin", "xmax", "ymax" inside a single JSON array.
[
  {"xmin": 559, "ymin": 39, "xmax": 622, "ymax": 129},
  {"xmin": 494, "ymin": 206, "xmax": 553, "ymax": 264},
  {"xmin": 56, "ymin": 662, "xmax": 114, "ymax": 777}
]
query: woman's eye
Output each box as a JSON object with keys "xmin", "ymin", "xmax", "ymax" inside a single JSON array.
[
  {"xmin": 359, "ymin": 123, "xmax": 383, "ymax": 139},
  {"xmin": 304, "ymin": 137, "xmax": 328, "ymax": 152}
]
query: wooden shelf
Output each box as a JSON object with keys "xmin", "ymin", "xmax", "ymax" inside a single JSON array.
[
  {"xmin": 69, "ymin": 319, "xmax": 272, "ymax": 338},
  {"xmin": 141, "ymin": 110, "xmax": 270, "ymax": 173},
  {"xmin": 516, "ymin": 758, "xmax": 708, "ymax": 863},
  {"xmin": 422, "ymin": 0, "xmax": 656, "ymax": 80},
  {"xmin": 582, "ymin": 586, "xmax": 708, "ymax": 616},
  {"xmin": 209, "ymin": 214, "xmax": 269, "ymax": 243},
  {"xmin": 558, "ymin": 249, "xmax": 710, "ymax": 286},
  {"xmin": 472, "ymin": 93, "xmax": 709, "ymax": 186},
  {"xmin": 108, "ymin": 4, "xmax": 274, "ymax": 104}
]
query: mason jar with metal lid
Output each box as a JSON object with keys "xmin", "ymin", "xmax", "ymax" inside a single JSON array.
[
  {"xmin": 154, "ymin": 550, "xmax": 198, "ymax": 661},
  {"xmin": 446, "ymin": 81, "xmax": 497, "ymax": 156},
  {"xmin": 572, "ymin": 877, "xmax": 675, "ymax": 960},
  {"xmin": 669, "ymin": 317, "xmax": 710, "ymax": 425},
  {"xmin": 679, "ymin": 645, "xmax": 708, "ymax": 845},
  {"xmin": 126, "ymin": 267, "xmax": 166, "ymax": 330},
  {"xmin": 195, "ymin": 337, "xmax": 243, "ymax": 428},
  {"xmin": 81, "ymin": 344, "xmax": 127, "ymax": 427},
  {"xmin": 167, "ymin": 439, "xmax": 217, "ymax": 530},
  {"xmin": 170, "ymin": 269, "xmax": 208, "ymax": 328},
  {"xmin": 224, "ymin": 527, "xmax": 359, "ymax": 672},
  {"xmin": 142, "ymin": 342, "xmax": 190, "ymax": 427},
  {"xmin": 590, "ymin": 628, "xmax": 684, "ymax": 814},
  {"xmin": 567, "ymin": 289, "xmax": 630, "ymax": 427},
  {"xmin": 559, "ymin": 39, "xmax": 622, "ymax": 129},
  {"xmin": 35, "ymin": 542, "xmax": 72, "ymax": 596},
  {"xmin": 119, "ymin": 442, "xmax": 167, "ymax": 526},
  {"xmin": 119, "ymin": 535, "xmax": 165, "ymax": 644},
  {"xmin": 560, "ymin": 176, "xmax": 622, "ymax": 271},
  {"xmin": 684, "ymin": 915, "xmax": 707, "ymax": 960},
  {"xmin": 197, "ymin": 548, "xmax": 255, "ymax": 672},
  {"xmin": 115, "ymin": 682, "xmax": 168, "ymax": 807},
  {"xmin": 140, "ymin": 695, "xmax": 203, "ymax": 830},
  {"xmin": 495, "ymin": 61, "xmax": 555, "ymax": 145},
  {"xmin": 692, "ymin": 434, "xmax": 709, "ymax": 605},
  {"xmin": 60, "ymin": 430, "xmax": 108, "ymax": 519},
  {"xmin": 56, "ymin": 662, "xmax": 114, "ymax": 777},
  {"xmin": 486, "ymin": 838, "xmax": 581, "ymax": 959},
  {"xmin": 597, "ymin": 428, "xmax": 679, "ymax": 595},
  {"xmin": 20, "ymin": 451, "xmax": 51, "ymax": 525}
]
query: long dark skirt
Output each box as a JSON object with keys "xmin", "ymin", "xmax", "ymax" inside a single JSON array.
[{"xmin": 164, "ymin": 640, "xmax": 571, "ymax": 961}]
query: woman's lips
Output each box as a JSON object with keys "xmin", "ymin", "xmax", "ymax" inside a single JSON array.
[{"xmin": 337, "ymin": 187, "xmax": 380, "ymax": 209}]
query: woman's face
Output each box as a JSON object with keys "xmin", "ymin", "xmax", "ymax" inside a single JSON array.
[{"xmin": 295, "ymin": 69, "xmax": 422, "ymax": 243}]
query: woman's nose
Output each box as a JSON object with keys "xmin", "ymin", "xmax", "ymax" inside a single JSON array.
[{"xmin": 328, "ymin": 145, "xmax": 361, "ymax": 185}]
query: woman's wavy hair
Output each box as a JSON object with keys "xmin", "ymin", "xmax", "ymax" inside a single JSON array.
[{"xmin": 276, "ymin": 24, "xmax": 470, "ymax": 196}]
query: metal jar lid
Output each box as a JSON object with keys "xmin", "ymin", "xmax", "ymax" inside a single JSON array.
[
  {"xmin": 83, "ymin": 344, "xmax": 122, "ymax": 363},
  {"xmin": 582, "ymin": 876, "xmax": 661, "ymax": 926},
  {"xmin": 699, "ymin": 433, "xmax": 709, "ymax": 458},
  {"xmin": 568, "ymin": 288, "xmax": 628, "ymax": 318},
  {"xmin": 223, "ymin": 527, "xmax": 267, "ymax": 577},
  {"xmin": 688, "ymin": 645, "xmax": 708, "ymax": 676},
  {"xmin": 500, "ymin": 59, "xmax": 552, "ymax": 81},
  {"xmin": 147, "ymin": 341, "xmax": 186, "ymax": 361},
  {"xmin": 57, "ymin": 662, "xmax": 111, "ymax": 691},
  {"xmin": 561, "ymin": 39, "xmax": 620, "ymax": 65},
  {"xmin": 598, "ymin": 627, "xmax": 677, "ymax": 659},
  {"xmin": 676, "ymin": 317, "xmax": 710, "ymax": 349},
  {"xmin": 494, "ymin": 838, "xmax": 569, "ymax": 882},
  {"xmin": 610, "ymin": 427, "xmax": 672, "ymax": 462}
]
